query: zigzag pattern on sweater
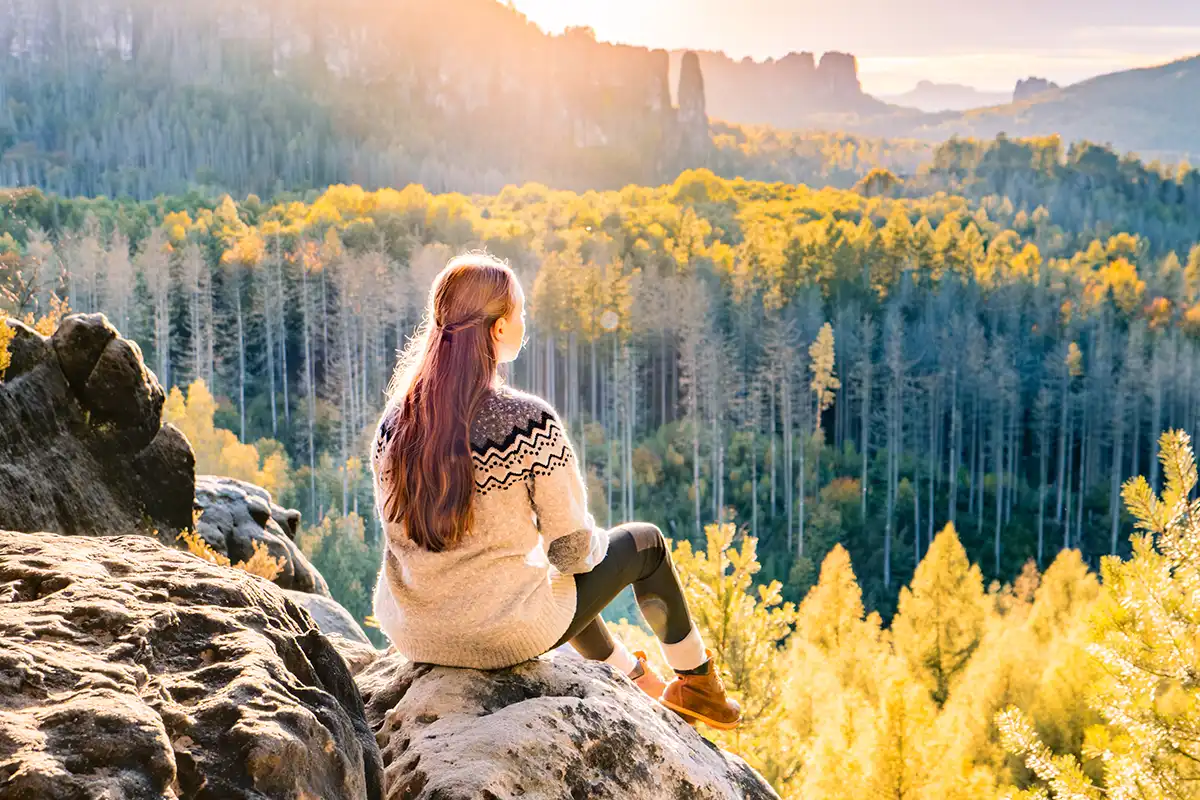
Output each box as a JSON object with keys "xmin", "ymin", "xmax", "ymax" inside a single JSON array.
[
  {"xmin": 474, "ymin": 444, "xmax": 573, "ymax": 495},
  {"xmin": 470, "ymin": 407, "xmax": 554, "ymax": 455},
  {"xmin": 471, "ymin": 419, "xmax": 563, "ymax": 473}
]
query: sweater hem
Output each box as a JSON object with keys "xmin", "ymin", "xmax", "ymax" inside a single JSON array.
[{"xmin": 379, "ymin": 571, "xmax": 579, "ymax": 671}]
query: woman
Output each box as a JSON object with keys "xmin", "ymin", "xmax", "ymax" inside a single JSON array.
[{"xmin": 370, "ymin": 251, "xmax": 741, "ymax": 730}]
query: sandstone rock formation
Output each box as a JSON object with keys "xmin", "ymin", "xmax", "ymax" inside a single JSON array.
[
  {"xmin": 357, "ymin": 650, "xmax": 780, "ymax": 800},
  {"xmin": 0, "ymin": 314, "xmax": 194, "ymax": 539},
  {"xmin": 0, "ymin": 530, "xmax": 384, "ymax": 800},
  {"xmin": 677, "ymin": 51, "xmax": 710, "ymax": 159},
  {"xmin": 0, "ymin": 314, "xmax": 339, "ymax": 610},
  {"xmin": 1013, "ymin": 76, "xmax": 1060, "ymax": 102},
  {"xmin": 669, "ymin": 47, "xmax": 887, "ymax": 130},
  {"xmin": 195, "ymin": 475, "xmax": 329, "ymax": 596}
]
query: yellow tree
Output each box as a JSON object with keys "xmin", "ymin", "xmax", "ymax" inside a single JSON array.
[
  {"xmin": 0, "ymin": 313, "xmax": 13, "ymax": 379},
  {"xmin": 163, "ymin": 379, "xmax": 290, "ymax": 497},
  {"xmin": 1000, "ymin": 431, "xmax": 1200, "ymax": 799},
  {"xmin": 670, "ymin": 522, "xmax": 798, "ymax": 782},
  {"xmin": 892, "ymin": 524, "xmax": 986, "ymax": 707},
  {"xmin": 865, "ymin": 660, "xmax": 940, "ymax": 800}
]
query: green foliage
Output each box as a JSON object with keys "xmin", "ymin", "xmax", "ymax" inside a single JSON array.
[{"xmin": 297, "ymin": 512, "xmax": 385, "ymax": 647}]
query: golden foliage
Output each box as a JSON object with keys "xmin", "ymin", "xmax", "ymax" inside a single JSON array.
[
  {"xmin": 163, "ymin": 379, "xmax": 291, "ymax": 497},
  {"xmin": 0, "ymin": 312, "xmax": 12, "ymax": 380},
  {"xmin": 176, "ymin": 529, "xmax": 285, "ymax": 582}
]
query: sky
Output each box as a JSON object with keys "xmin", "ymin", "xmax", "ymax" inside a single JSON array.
[{"xmin": 505, "ymin": 0, "xmax": 1200, "ymax": 95}]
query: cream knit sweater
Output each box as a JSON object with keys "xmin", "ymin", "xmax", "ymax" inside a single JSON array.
[{"xmin": 370, "ymin": 383, "xmax": 607, "ymax": 669}]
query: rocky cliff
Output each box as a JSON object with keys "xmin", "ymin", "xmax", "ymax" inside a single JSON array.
[
  {"xmin": 0, "ymin": 0, "xmax": 709, "ymax": 196},
  {"xmin": 0, "ymin": 314, "xmax": 194, "ymax": 539},
  {"xmin": 0, "ymin": 313, "xmax": 349, "ymax": 625},
  {"xmin": 669, "ymin": 48, "xmax": 888, "ymax": 129}
]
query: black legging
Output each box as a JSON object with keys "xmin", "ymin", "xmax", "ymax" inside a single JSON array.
[{"xmin": 550, "ymin": 522, "xmax": 695, "ymax": 660}]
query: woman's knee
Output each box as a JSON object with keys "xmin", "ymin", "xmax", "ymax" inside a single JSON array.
[{"xmin": 620, "ymin": 522, "xmax": 667, "ymax": 574}]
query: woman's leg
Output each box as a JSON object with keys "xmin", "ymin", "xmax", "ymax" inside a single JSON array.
[{"xmin": 551, "ymin": 523, "xmax": 705, "ymax": 670}]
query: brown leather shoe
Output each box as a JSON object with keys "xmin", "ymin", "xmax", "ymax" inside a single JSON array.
[
  {"xmin": 629, "ymin": 650, "xmax": 667, "ymax": 700},
  {"xmin": 659, "ymin": 649, "xmax": 742, "ymax": 730}
]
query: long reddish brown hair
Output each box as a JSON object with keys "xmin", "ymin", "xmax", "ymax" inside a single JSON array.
[{"xmin": 379, "ymin": 251, "xmax": 519, "ymax": 552}]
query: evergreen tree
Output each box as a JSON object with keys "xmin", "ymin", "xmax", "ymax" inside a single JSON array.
[{"xmin": 892, "ymin": 524, "xmax": 986, "ymax": 707}]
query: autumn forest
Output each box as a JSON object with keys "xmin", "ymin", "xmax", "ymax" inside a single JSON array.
[{"xmin": 5, "ymin": 1, "xmax": 1200, "ymax": 791}]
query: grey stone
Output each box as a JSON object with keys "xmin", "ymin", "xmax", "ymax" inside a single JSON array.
[
  {"xmin": 356, "ymin": 650, "xmax": 780, "ymax": 800},
  {"xmin": 0, "ymin": 530, "xmax": 384, "ymax": 800}
]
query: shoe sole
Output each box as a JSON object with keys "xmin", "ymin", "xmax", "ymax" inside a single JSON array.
[{"xmin": 660, "ymin": 698, "xmax": 742, "ymax": 730}]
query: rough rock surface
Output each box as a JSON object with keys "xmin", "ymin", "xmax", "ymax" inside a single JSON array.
[
  {"xmin": 282, "ymin": 589, "xmax": 372, "ymax": 646},
  {"xmin": 357, "ymin": 650, "xmax": 780, "ymax": 800},
  {"xmin": 195, "ymin": 475, "xmax": 329, "ymax": 596},
  {"xmin": 0, "ymin": 314, "xmax": 333, "ymax": 603},
  {"xmin": 0, "ymin": 530, "xmax": 383, "ymax": 800},
  {"xmin": 0, "ymin": 314, "xmax": 195, "ymax": 540}
]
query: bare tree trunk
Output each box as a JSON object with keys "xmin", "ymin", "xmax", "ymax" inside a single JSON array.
[
  {"xmin": 302, "ymin": 262, "xmax": 317, "ymax": 523},
  {"xmin": 769, "ymin": 382, "xmax": 776, "ymax": 519},
  {"xmin": 948, "ymin": 367, "xmax": 959, "ymax": 525},
  {"xmin": 1056, "ymin": 368, "xmax": 1069, "ymax": 524},
  {"xmin": 1036, "ymin": 390, "xmax": 1050, "ymax": 566},
  {"xmin": 993, "ymin": 396, "xmax": 1004, "ymax": 575},
  {"xmin": 1110, "ymin": 391, "xmax": 1124, "ymax": 554},
  {"xmin": 265, "ymin": 267, "xmax": 278, "ymax": 437},
  {"xmin": 859, "ymin": 317, "xmax": 874, "ymax": 521},
  {"xmin": 236, "ymin": 288, "xmax": 246, "ymax": 442}
]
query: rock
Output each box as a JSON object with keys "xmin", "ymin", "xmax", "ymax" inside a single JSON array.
[
  {"xmin": 2, "ymin": 318, "xmax": 52, "ymax": 380},
  {"xmin": 283, "ymin": 588, "xmax": 373, "ymax": 646},
  {"xmin": 356, "ymin": 650, "xmax": 780, "ymax": 800},
  {"xmin": 0, "ymin": 313, "xmax": 195, "ymax": 539},
  {"xmin": 817, "ymin": 51, "xmax": 861, "ymax": 97},
  {"xmin": 668, "ymin": 48, "xmax": 885, "ymax": 131},
  {"xmin": 0, "ymin": 530, "xmax": 383, "ymax": 800},
  {"xmin": 326, "ymin": 635, "xmax": 384, "ymax": 678},
  {"xmin": 50, "ymin": 312, "xmax": 117, "ymax": 391},
  {"xmin": 133, "ymin": 424, "xmax": 198, "ymax": 533},
  {"xmin": 195, "ymin": 475, "xmax": 330, "ymax": 596},
  {"xmin": 81, "ymin": 335, "xmax": 165, "ymax": 452},
  {"xmin": 1013, "ymin": 76, "xmax": 1060, "ymax": 103},
  {"xmin": 675, "ymin": 51, "xmax": 710, "ymax": 161}
]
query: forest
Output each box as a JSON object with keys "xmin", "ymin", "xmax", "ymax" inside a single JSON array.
[{"xmin": 4, "ymin": 129, "xmax": 1200, "ymax": 797}]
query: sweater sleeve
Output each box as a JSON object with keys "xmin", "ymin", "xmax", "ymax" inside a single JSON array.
[{"xmin": 528, "ymin": 403, "xmax": 608, "ymax": 575}]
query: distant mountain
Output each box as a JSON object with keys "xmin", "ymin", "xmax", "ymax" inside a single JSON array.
[
  {"xmin": 880, "ymin": 81, "xmax": 1009, "ymax": 112},
  {"xmin": 913, "ymin": 54, "xmax": 1200, "ymax": 160}
]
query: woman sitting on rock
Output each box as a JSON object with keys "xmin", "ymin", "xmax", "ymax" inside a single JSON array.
[{"xmin": 369, "ymin": 251, "xmax": 741, "ymax": 730}]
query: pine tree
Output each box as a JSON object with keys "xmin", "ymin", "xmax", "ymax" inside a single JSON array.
[
  {"xmin": 669, "ymin": 522, "xmax": 798, "ymax": 778},
  {"xmin": 892, "ymin": 524, "xmax": 986, "ymax": 707},
  {"xmin": 1001, "ymin": 430, "xmax": 1200, "ymax": 799}
]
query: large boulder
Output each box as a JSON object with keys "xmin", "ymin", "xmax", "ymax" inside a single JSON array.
[
  {"xmin": 0, "ymin": 314, "xmax": 194, "ymax": 540},
  {"xmin": 0, "ymin": 530, "xmax": 384, "ymax": 800},
  {"xmin": 282, "ymin": 589, "xmax": 372, "ymax": 645},
  {"xmin": 356, "ymin": 650, "xmax": 780, "ymax": 800},
  {"xmin": 195, "ymin": 475, "xmax": 329, "ymax": 596}
]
